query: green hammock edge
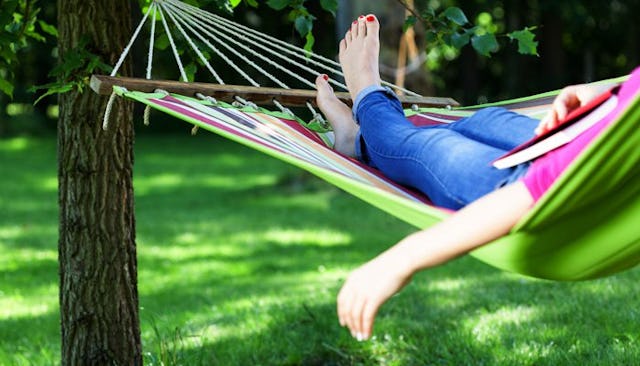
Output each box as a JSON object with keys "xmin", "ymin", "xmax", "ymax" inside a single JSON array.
[
  {"xmin": 119, "ymin": 88, "xmax": 450, "ymax": 225},
  {"xmin": 119, "ymin": 85, "xmax": 640, "ymax": 281},
  {"xmin": 472, "ymin": 90, "xmax": 640, "ymax": 280}
]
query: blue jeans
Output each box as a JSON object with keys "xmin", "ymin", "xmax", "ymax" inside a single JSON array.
[{"xmin": 353, "ymin": 88, "xmax": 538, "ymax": 209}]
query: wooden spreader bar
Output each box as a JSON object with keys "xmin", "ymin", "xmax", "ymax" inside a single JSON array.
[{"xmin": 90, "ymin": 75, "xmax": 459, "ymax": 108}]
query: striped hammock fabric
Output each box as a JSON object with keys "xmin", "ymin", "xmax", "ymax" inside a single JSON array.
[{"xmin": 114, "ymin": 77, "xmax": 640, "ymax": 281}]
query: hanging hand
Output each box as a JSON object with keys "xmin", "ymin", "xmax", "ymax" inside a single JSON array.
[{"xmin": 337, "ymin": 253, "xmax": 413, "ymax": 341}]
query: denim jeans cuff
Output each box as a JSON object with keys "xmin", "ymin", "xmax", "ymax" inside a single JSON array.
[{"xmin": 352, "ymin": 85, "xmax": 397, "ymax": 123}]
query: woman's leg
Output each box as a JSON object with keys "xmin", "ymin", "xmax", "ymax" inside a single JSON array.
[
  {"xmin": 448, "ymin": 107, "xmax": 539, "ymax": 150},
  {"xmin": 356, "ymin": 91, "xmax": 528, "ymax": 209},
  {"xmin": 319, "ymin": 14, "xmax": 531, "ymax": 209}
]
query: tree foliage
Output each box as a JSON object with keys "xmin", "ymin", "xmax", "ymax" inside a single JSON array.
[
  {"xmin": 0, "ymin": 0, "xmax": 56, "ymax": 98},
  {"xmin": 400, "ymin": 2, "xmax": 538, "ymax": 57}
]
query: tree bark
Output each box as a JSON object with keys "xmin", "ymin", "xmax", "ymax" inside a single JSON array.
[{"xmin": 57, "ymin": 0, "xmax": 141, "ymax": 365}]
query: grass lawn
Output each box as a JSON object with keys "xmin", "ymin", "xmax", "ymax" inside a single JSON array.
[{"xmin": 1, "ymin": 132, "xmax": 640, "ymax": 365}]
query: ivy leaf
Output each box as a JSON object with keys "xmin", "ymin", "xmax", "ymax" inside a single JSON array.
[
  {"xmin": 320, "ymin": 0, "xmax": 337, "ymax": 15},
  {"xmin": 443, "ymin": 7, "xmax": 468, "ymax": 26},
  {"xmin": 0, "ymin": 78, "xmax": 14, "ymax": 99},
  {"xmin": 294, "ymin": 15, "xmax": 313, "ymax": 37},
  {"xmin": 471, "ymin": 33, "xmax": 498, "ymax": 56},
  {"xmin": 508, "ymin": 28, "xmax": 539, "ymax": 56},
  {"xmin": 266, "ymin": 0, "xmax": 289, "ymax": 11}
]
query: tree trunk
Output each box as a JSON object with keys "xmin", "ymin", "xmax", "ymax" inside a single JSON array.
[{"xmin": 57, "ymin": 0, "xmax": 141, "ymax": 365}]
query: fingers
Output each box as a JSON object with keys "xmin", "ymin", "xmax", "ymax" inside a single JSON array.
[
  {"xmin": 536, "ymin": 85, "xmax": 581, "ymax": 135},
  {"xmin": 338, "ymin": 284, "xmax": 377, "ymax": 341},
  {"xmin": 535, "ymin": 109, "xmax": 557, "ymax": 135},
  {"xmin": 361, "ymin": 301, "xmax": 379, "ymax": 340}
]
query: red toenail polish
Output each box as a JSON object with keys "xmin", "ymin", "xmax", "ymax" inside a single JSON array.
[
  {"xmin": 352, "ymin": 20, "xmax": 357, "ymax": 24},
  {"xmin": 358, "ymin": 15, "xmax": 364, "ymax": 19},
  {"xmin": 366, "ymin": 15, "xmax": 375, "ymax": 22},
  {"xmin": 323, "ymin": 74, "xmax": 329, "ymax": 81}
]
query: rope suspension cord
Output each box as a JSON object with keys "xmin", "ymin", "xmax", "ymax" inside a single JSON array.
[
  {"xmin": 158, "ymin": 5, "xmax": 189, "ymax": 83},
  {"xmin": 163, "ymin": 0, "xmax": 420, "ymax": 96},
  {"xmin": 164, "ymin": 0, "xmax": 343, "ymax": 90},
  {"xmin": 103, "ymin": 2, "xmax": 157, "ymax": 130},
  {"xmin": 143, "ymin": 5, "xmax": 158, "ymax": 126},
  {"xmin": 92, "ymin": 0, "xmax": 460, "ymax": 111},
  {"xmin": 161, "ymin": 0, "xmax": 288, "ymax": 88},
  {"xmin": 160, "ymin": 0, "xmax": 332, "ymax": 120},
  {"xmin": 160, "ymin": 3, "xmax": 227, "ymax": 85}
]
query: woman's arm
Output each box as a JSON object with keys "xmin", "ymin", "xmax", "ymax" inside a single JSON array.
[{"xmin": 337, "ymin": 181, "xmax": 534, "ymax": 341}]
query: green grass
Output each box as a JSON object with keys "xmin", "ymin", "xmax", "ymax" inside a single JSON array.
[{"xmin": 1, "ymin": 133, "xmax": 640, "ymax": 365}]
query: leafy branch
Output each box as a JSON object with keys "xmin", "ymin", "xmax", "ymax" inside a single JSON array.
[
  {"xmin": 0, "ymin": 0, "xmax": 57, "ymax": 98},
  {"xmin": 229, "ymin": 0, "xmax": 338, "ymax": 52},
  {"xmin": 396, "ymin": 0, "xmax": 538, "ymax": 58},
  {"xmin": 29, "ymin": 37, "xmax": 112, "ymax": 104}
]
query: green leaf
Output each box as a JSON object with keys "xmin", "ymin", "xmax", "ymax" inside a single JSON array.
[
  {"xmin": 38, "ymin": 20, "xmax": 58, "ymax": 37},
  {"xmin": 184, "ymin": 63, "xmax": 197, "ymax": 82},
  {"xmin": 403, "ymin": 15, "xmax": 417, "ymax": 33},
  {"xmin": 508, "ymin": 28, "xmax": 539, "ymax": 56},
  {"xmin": 245, "ymin": 0, "xmax": 259, "ymax": 7},
  {"xmin": 450, "ymin": 32, "xmax": 470, "ymax": 49},
  {"xmin": 471, "ymin": 33, "xmax": 498, "ymax": 56},
  {"xmin": 32, "ymin": 83, "xmax": 74, "ymax": 105},
  {"xmin": 304, "ymin": 31, "xmax": 315, "ymax": 54},
  {"xmin": 442, "ymin": 7, "xmax": 468, "ymax": 26},
  {"xmin": 0, "ymin": 78, "xmax": 14, "ymax": 99},
  {"xmin": 294, "ymin": 16, "xmax": 312, "ymax": 37},
  {"xmin": 266, "ymin": 0, "xmax": 289, "ymax": 11},
  {"xmin": 422, "ymin": 7, "xmax": 436, "ymax": 19},
  {"xmin": 320, "ymin": 0, "xmax": 338, "ymax": 15},
  {"xmin": 229, "ymin": 0, "xmax": 241, "ymax": 8}
]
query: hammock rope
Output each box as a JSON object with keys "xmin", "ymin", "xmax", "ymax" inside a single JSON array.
[
  {"xmin": 159, "ymin": 5, "xmax": 189, "ymax": 83},
  {"xmin": 163, "ymin": 0, "xmax": 351, "ymax": 93},
  {"xmin": 160, "ymin": 2, "xmax": 231, "ymax": 85},
  {"xmin": 162, "ymin": 0, "xmax": 328, "ymax": 90}
]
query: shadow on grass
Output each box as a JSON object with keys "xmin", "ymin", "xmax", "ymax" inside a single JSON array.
[{"xmin": 2, "ymin": 135, "xmax": 640, "ymax": 365}]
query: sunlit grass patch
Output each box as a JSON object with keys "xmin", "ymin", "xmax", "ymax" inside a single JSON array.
[{"xmin": 2, "ymin": 135, "xmax": 640, "ymax": 365}]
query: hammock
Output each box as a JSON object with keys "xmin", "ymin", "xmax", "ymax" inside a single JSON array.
[{"xmin": 96, "ymin": 0, "xmax": 640, "ymax": 281}]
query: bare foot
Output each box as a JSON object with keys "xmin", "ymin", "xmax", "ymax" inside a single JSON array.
[
  {"xmin": 339, "ymin": 14, "xmax": 381, "ymax": 101},
  {"xmin": 315, "ymin": 74, "xmax": 358, "ymax": 157}
]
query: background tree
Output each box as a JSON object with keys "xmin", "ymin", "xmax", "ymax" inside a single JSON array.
[{"xmin": 57, "ymin": 0, "xmax": 140, "ymax": 364}]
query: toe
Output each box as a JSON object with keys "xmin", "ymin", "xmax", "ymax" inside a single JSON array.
[
  {"xmin": 350, "ymin": 19, "xmax": 359, "ymax": 38},
  {"xmin": 365, "ymin": 14, "xmax": 379, "ymax": 38},
  {"xmin": 357, "ymin": 16, "xmax": 366, "ymax": 38}
]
